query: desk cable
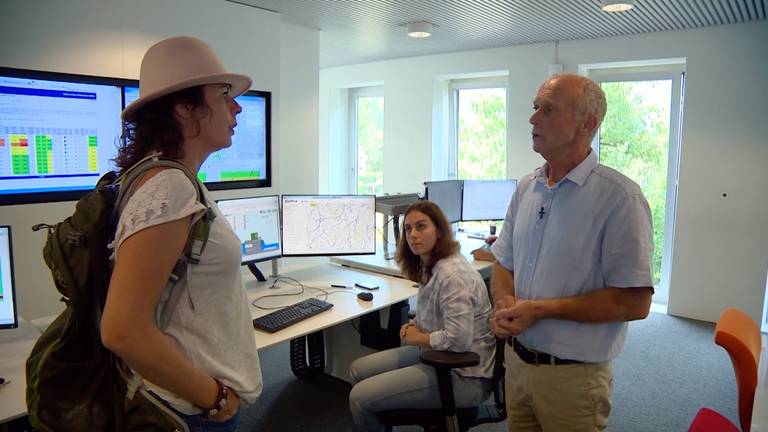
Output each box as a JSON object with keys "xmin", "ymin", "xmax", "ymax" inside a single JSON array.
[{"xmin": 251, "ymin": 276, "xmax": 358, "ymax": 310}]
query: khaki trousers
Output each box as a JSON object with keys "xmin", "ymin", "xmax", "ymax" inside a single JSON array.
[{"xmin": 504, "ymin": 342, "xmax": 613, "ymax": 432}]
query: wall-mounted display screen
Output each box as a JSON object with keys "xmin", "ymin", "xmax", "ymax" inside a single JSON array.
[
  {"xmin": 0, "ymin": 67, "xmax": 123, "ymax": 204},
  {"xmin": 123, "ymin": 87, "xmax": 271, "ymax": 191}
]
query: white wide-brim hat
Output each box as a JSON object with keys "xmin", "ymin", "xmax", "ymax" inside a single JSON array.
[{"xmin": 122, "ymin": 36, "xmax": 252, "ymax": 121}]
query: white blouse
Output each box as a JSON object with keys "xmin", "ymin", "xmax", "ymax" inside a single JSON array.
[
  {"xmin": 417, "ymin": 253, "xmax": 495, "ymax": 379},
  {"xmin": 109, "ymin": 169, "xmax": 262, "ymax": 414}
]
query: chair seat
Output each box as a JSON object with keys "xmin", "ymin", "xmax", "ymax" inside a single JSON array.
[{"xmin": 688, "ymin": 407, "xmax": 739, "ymax": 432}]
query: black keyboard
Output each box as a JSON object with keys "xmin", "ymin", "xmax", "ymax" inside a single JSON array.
[{"xmin": 252, "ymin": 297, "xmax": 333, "ymax": 333}]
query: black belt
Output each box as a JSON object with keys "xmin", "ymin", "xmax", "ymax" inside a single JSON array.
[{"xmin": 509, "ymin": 338, "xmax": 583, "ymax": 366}]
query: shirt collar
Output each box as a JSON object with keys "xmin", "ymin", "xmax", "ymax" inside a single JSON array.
[{"xmin": 535, "ymin": 149, "xmax": 597, "ymax": 188}]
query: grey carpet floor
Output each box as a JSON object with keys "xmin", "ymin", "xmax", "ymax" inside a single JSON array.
[{"xmin": 239, "ymin": 312, "xmax": 739, "ymax": 431}]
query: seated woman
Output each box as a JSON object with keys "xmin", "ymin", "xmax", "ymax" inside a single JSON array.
[{"xmin": 348, "ymin": 200, "xmax": 496, "ymax": 432}]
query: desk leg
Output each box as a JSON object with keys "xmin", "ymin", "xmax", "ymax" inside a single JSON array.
[
  {"xmin": 324, "ymin": 321, "xmax": 377, "ymax": 383},
  {"xmin": 289, "ymin": 331, "xmax": 325, "ymax": 380}
]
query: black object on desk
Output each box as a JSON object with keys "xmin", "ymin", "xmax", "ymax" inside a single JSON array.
[{"xmin": 252, "ymin": 297, "xmax": 333, "ymax": 333}]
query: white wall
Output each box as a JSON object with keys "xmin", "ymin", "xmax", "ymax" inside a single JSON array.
[
  {"xmin": 319, "ymin": 21, "xmax": 768, "ymax": 323},
  {"xmin": 0, "ymin": 0, "xmax": 320, "ymax": 319},
  {"xmin": 279, "ymin": 22, "xmax": 320, "ymax": 194}
]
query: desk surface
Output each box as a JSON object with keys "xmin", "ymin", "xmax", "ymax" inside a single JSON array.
[
  {"xmin": 752, "ymin": 333, "xmax": 767, "ymax": 431},
  {"xmin": 244, "ymin": 259, "xmax": 418, "ymax": 351},
  {"xmin": 330, "ymin": 234, "xmax": 493, "ymax": 279},
  {"xmin": 0, "ymin": 320, "xmax": 40, "ymax": 423}
]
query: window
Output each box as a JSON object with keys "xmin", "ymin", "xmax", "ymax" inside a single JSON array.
[
  {"xmin": 348, "ymin": 87, "xmax": 384, "ymax": 195},
  {"xmin": 584, "ymin": 60, "xmax": 686, "ymax": 307},
  {"xmin": 448, "ymin": 79, "xmax": 507, "ymax": 180}
]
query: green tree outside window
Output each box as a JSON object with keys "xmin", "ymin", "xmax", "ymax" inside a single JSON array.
[
  {"xmin": 600, "ymin": 80, "xmax": 672, "ymax": 287},
  {"xmin": 457, "ymin": 88, "xmax": 507, "ymax": 180},
  {"xmin": 356, "ymin": 96, "xmax": 384, "ymax": 195}
]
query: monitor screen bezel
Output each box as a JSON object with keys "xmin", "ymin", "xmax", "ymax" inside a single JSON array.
[
  {"xmin": 424, "ymin": 180, "xmax": 464, "ymax": 224},
  {"xmin": 0, "ymin": 225, "xmax": 19, "ymax": 329},
  {"xmin": 0, "ymin": 67, "xmax": 133, "ymax": 206},
  {"xmin": 460, "ymin": 179, "xmax": 518, "ymax": 222},
  {"xmin": 216, "ymin": 194, "xmax": 282, "ymax": 265},
  {"xmin": 280, "ymin": 194, "xmax": 377, "ymax": 257}
]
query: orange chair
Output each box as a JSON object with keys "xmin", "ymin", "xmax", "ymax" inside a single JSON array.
[
  {"xmin": 688, "ymin": 308, "xmax": 762, "ymax": 432},
  {"xmin": 716, "ymin": 308, "xmax": 762, "ymax": 431},
  {"xmin": 688, "ymin": 407, "xmax": 739, "ymax": 432}
]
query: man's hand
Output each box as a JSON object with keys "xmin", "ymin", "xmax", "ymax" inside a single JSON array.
[
  {"xmin": 493, "ymin": 299, "xmax": 541, "ymax": 336},
  {"xmin": 490, "ymin": 295, "xmax": 517, "ymax": 338}
]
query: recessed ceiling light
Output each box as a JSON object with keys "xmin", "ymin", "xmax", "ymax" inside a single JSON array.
[
  {"xmin": 601, "ymin": 0, "xmax": 635, "ymax": 12},
  {"xmin": 406, "ymin": 21, "xmax": 433, "ymax": 38}
]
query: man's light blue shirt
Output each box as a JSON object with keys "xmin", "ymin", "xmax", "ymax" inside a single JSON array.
[{"xmin": 491, "ymin": 151, "xmax": 653, "ymax": 362}]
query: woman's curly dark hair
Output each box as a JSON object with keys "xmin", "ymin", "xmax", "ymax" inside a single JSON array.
[
  {"xmin": 396, "ymin": 200, "xmax": 459, "ymax": 283},
  {"xmin": 115, "ymin": 85, "xmax": 210, "ymax": 171}
]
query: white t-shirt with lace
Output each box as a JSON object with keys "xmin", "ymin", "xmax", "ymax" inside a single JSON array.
[{"xmin": 109, "ymin": 169, "xmax": 263, "ymax": 414}]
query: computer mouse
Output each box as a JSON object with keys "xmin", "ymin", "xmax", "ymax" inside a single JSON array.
[{"xmin": 357, "ymin": 291, "xmax": 374, "ymax": 302}]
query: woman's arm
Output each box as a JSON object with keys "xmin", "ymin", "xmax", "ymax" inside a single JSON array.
[
  {"xmin": 101, "ymin": 216, "xmax": 226, "ymax": 410},
  {"xmin": 101, "ymin": 170, "xmax": 237, "ymax": 419}
]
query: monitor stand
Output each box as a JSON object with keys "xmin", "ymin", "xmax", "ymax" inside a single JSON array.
[
  {"xmin": 247, "ymin": 258, "xmax": 280, "ymax": 282},
  {"xmin": 247, "ymin": 263, "xmax": 267, "ymax": 282}
]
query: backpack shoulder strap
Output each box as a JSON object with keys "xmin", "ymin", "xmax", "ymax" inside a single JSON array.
[{"xmin": 111, "ymin": 154, "xmax": 215, "ymax": 327}]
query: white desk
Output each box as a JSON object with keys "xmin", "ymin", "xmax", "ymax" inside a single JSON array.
[
  {"xmin": 330, "ymin": 234, "xmax": 494, "ymax": 280},
  {"xmin": 244, "ymin": 258, "xmax": 419, "ymax": 381},
  {"xmin": 245, "ymin": 260, "xmax": 418, "ymax": 350},
  {"xmin": 0, "ymin": 320, "xmax": 40, "ymax": 424},
  {"xmin": 751, "ymin": 334, "xmax": 768, "ymax": 431}
]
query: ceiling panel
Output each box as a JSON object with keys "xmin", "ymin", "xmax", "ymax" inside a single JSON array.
[{"xmin": 229, "ymin": 0, "xmax": 767, "ymax": 67}]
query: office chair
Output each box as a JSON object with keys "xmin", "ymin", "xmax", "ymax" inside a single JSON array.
[
  {"xmin": 377, "ymin": 336, "xmax": 507, "ymax": 432},
  {"xmin": 688, "ymin": 308, "xmax": 761, "ymax": 432}
]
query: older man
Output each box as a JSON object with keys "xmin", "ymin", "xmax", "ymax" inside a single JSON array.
[{"xmin": 490, "ymin": 74, "xmax": 654, "ymax": 431}]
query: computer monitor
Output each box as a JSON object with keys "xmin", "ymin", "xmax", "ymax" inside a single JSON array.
[
  {"xmin": 461, "ymin": 179, "xmax": 518, "ymax": 221},
  {"xmin": 281, "ymin": 195, "xmax": 376, "ymax": 256},
  {"xmin": 0, "ymin": 226, "xmax": 18, "ymax": 329},
  {"xmin": 123, "ymin": 87, "xmax": 272, "ymax": 190},
  {"xmin": 0, "ymin": 67, "xmax": 123, "ymax": 205},
  {"xmin": 217, "ymin": 195, "xmax": 281, "ymax": 281},
  {"xmin": 217, "ymin": 195, "xmax": 281, "ymax": 263},
  {"xmin": 424, "ymin": 180, "xmax": 463, "ymax": 223}
]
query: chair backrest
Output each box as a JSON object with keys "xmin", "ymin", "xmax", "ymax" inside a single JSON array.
[{"xmin": 714, "ymin": 308, "xmax": 762, "ymax": 432}]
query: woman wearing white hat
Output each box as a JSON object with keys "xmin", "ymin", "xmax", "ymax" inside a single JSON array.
[{"xmin": 101, "ymin": 36, "xmax": 262, "ymax": 430}]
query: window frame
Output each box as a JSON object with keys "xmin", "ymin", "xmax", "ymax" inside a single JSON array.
[
  {"xmin": 347, "ymin": 86, "xmax": 384, "ymax": 194},
  {"xmin": 582, "ymin": 60, "xmax": 686, "ymax": 306},
  {"xmin": 447, "ymin": 78, "xmax": 508, "ymax": 180}
]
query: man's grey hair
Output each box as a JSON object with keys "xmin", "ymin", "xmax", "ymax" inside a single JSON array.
[{"xmin": 550, "ymin": 73, "xmax": 607, "ymax": 130}]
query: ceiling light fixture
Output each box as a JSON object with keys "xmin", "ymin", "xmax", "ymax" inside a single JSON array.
[
  {"xmin": 406, "ymin": 21, "xmax": 433, "ymax": 38},
  {"xmin": 601, "ymin": 0, "xmax": 635, "ymax": 12}
]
